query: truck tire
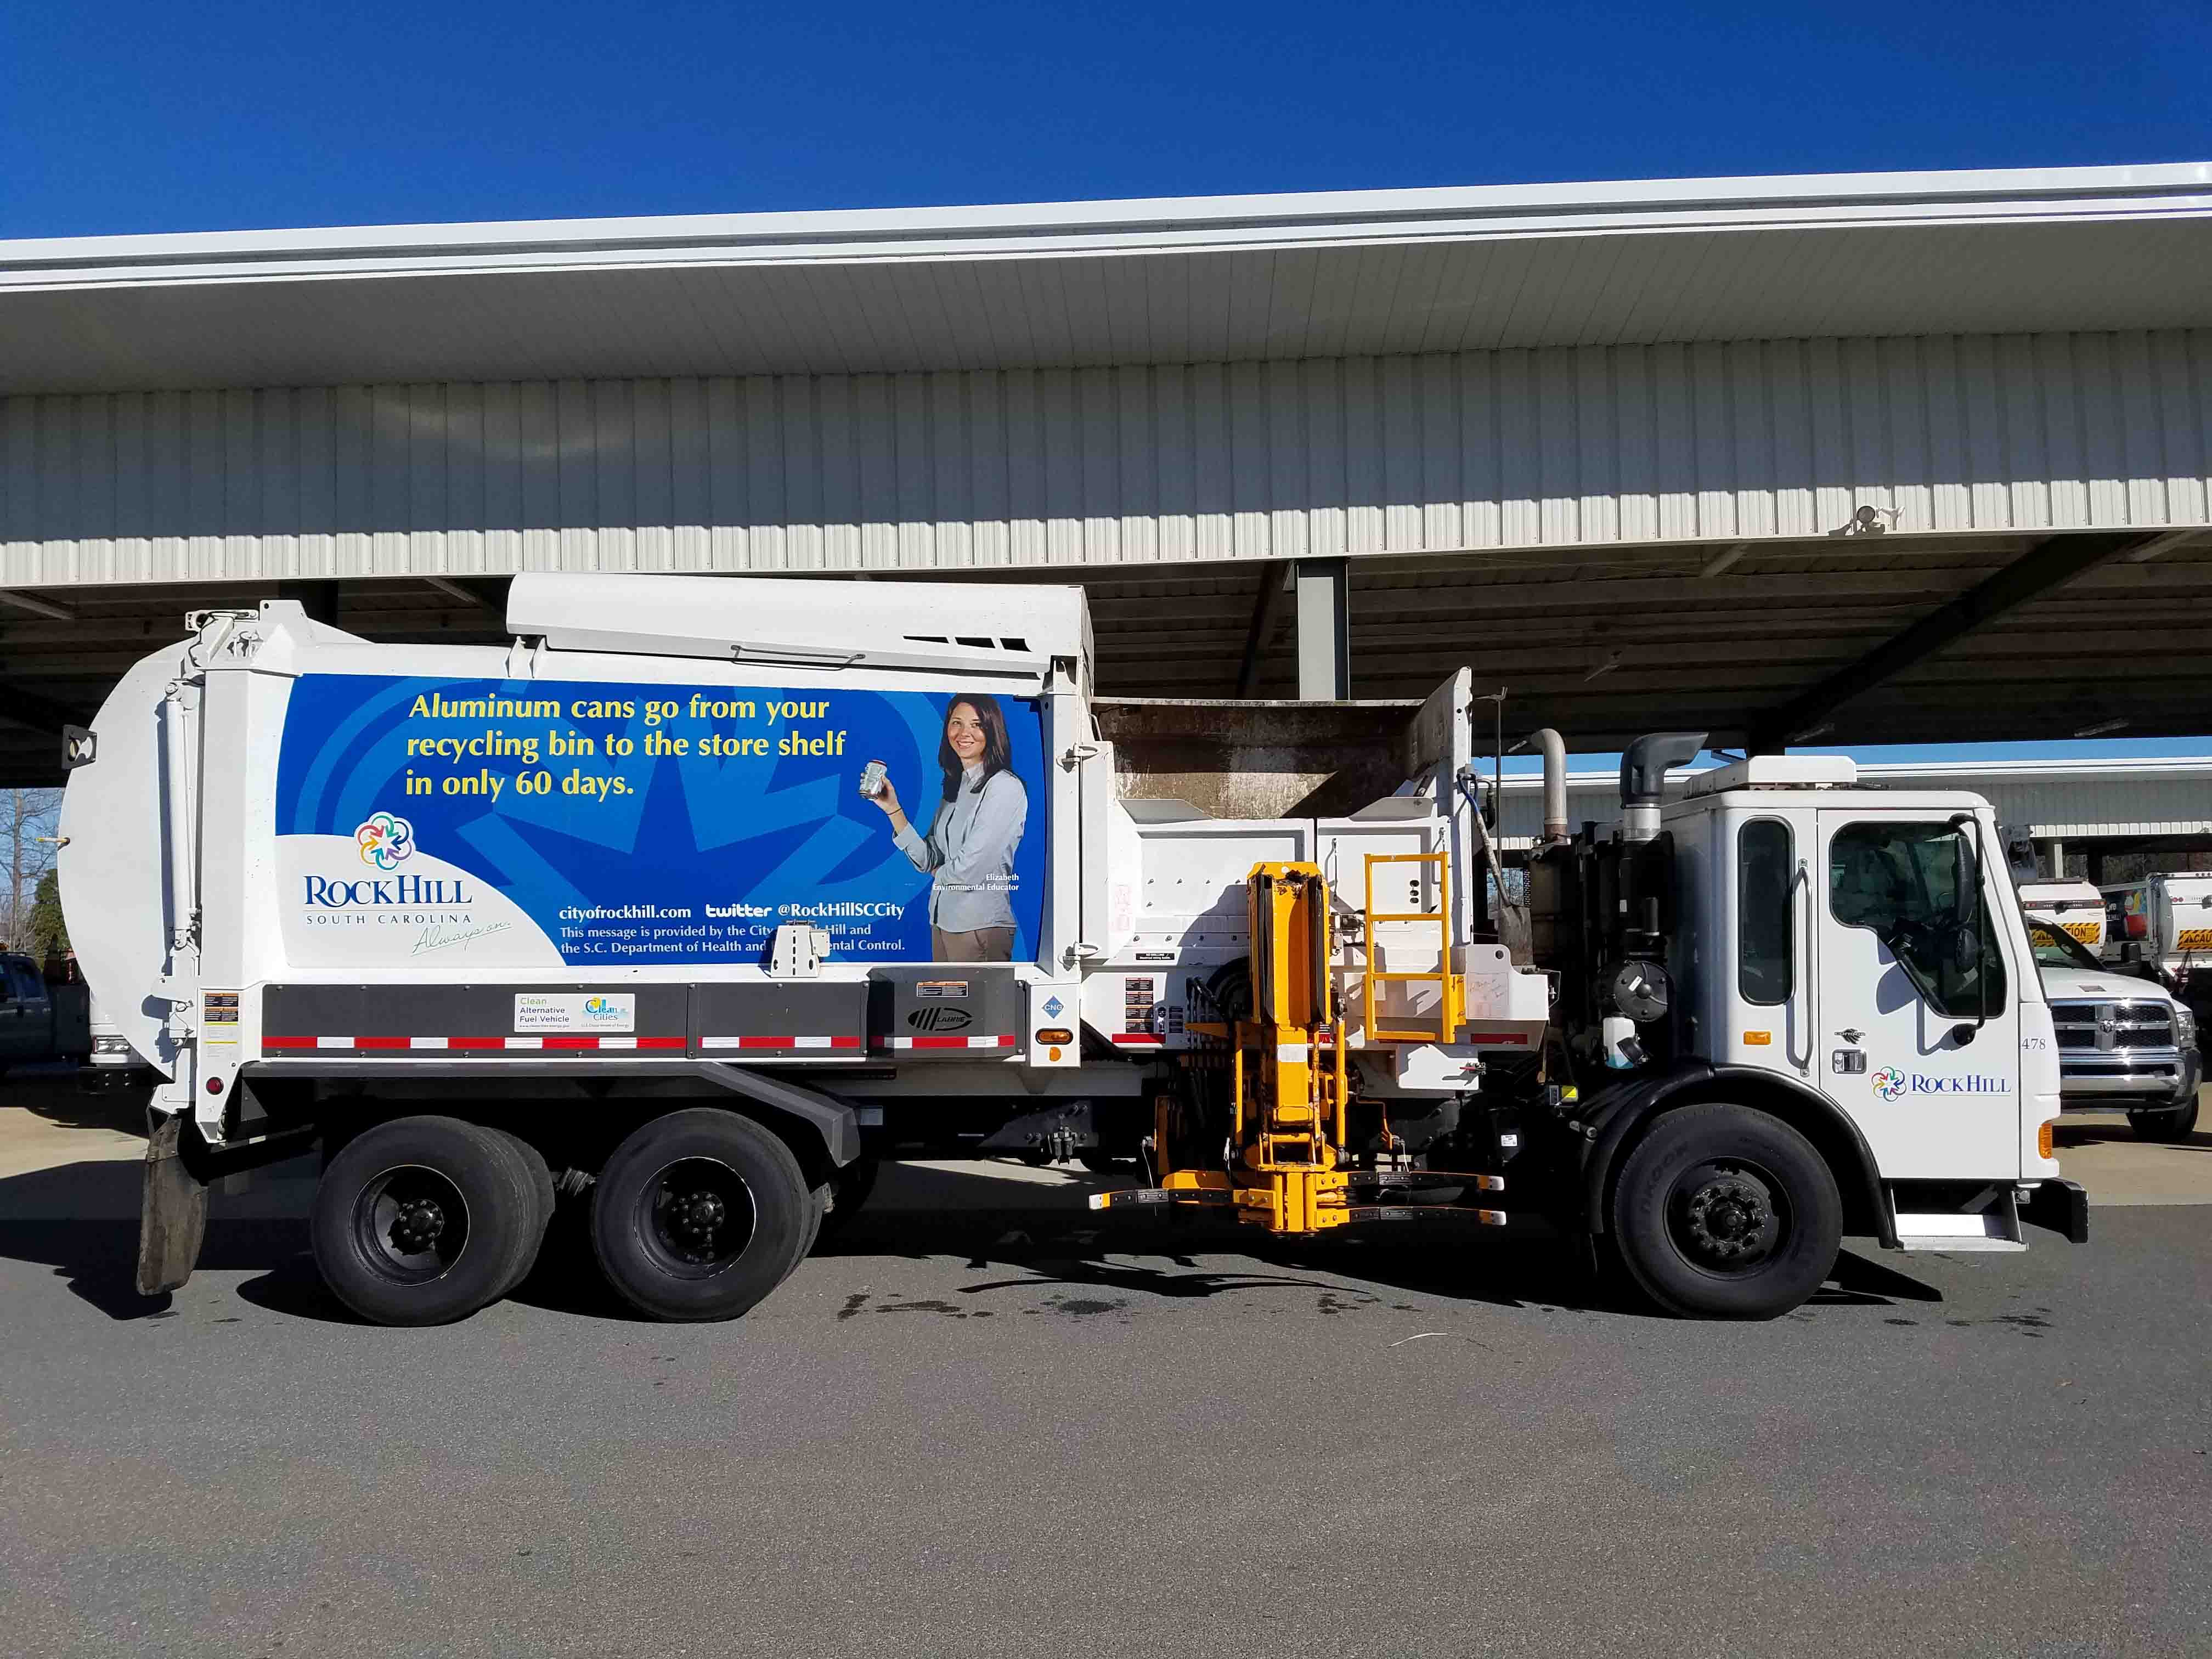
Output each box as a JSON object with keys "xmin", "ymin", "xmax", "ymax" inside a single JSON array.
[
  {"xmin": 590, "ymin": 1109, "xmax": 812, "ymax": 1322},
  {"xmin": 2128, "ymin": 1097, "xmax": 2199, "ymax": 1142},
  {"xmin": 485, "ymin": 1127, "xmax": 557, "ymax": 1294},
  {"xmin": 309, "ymin": 1116, "xmax": 543, "ymax": 1326},
  {"xmin": 1609, "ymin": 1102, "xmax": 1842, "ymax": 1320}
]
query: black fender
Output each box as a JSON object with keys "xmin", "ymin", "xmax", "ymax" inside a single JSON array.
[
  {"xmin": 1576, "ymin": 1062, "xmax": 1895, "ymax": 1248},
  {"xmin": 701, "ymin": 1063, "xmax": 862, "ymax": 1170}
]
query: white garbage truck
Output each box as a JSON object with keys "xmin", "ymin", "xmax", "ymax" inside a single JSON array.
[{"xmin": 59, "ymin": 575, "xmax": 2085, "ymax": 1326}]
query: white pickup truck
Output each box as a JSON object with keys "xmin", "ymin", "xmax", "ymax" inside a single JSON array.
[{"xmin": 2022, "ymin": 918, "xmax": 2199, "ymax": 1141}]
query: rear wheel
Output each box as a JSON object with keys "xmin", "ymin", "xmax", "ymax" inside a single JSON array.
[
  {"xmin": 2128, "ymin": 1096, "xmax": 2199, "ymax": 1142},
  {"xmin": 309, "ymin": 1116, "xmax": 540, "ymax": 1326},
  {"xmin": 1610, "ymin": 1103, "xmax": 1842, "ymax": 1320},
  {"xmin": 590, "ymin": 1109, "xmax": 812, "ymax": 1322},
  {"xmin": 485, "ymin": 1127, "xmax": 557, "ymax": 1293}
]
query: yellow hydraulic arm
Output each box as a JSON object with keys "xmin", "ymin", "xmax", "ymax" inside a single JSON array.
[{"xmin": 1090, "ymin": 859, "xmax": 1505, "ymax": 1238}]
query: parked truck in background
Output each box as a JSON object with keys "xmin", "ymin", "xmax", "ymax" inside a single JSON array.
[
  {"xmin": 58, "ymin": 576, "xmax": 2084, "ymax": 1328},
  {"xmin": 2021, "ymin": 919, "xmax": 2198, "ymax": 1141},
  {"xmin": 2019, "ymin": 878, "xmax": 2108, "ymax": 952},
  {"xmin": 0, "ymin": 952, "xmax": 90, "ymax": 1078},
  {"xmin": 2103, "ymin": 873, "xmax": 2212, "ymax": 1015}
]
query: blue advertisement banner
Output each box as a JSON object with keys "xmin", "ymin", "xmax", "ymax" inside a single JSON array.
[{"xmin": 273, "ymin": 674, "xmax": 1047, "ymax": 968}]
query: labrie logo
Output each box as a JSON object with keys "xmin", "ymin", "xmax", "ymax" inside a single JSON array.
[
  {"xmin": 906, "ymin": 1006, "xmax": 974, "ymax": 1032},
  {"xmin": 355, "ymin": 811, "xmax": 415, "ymax": 870}
]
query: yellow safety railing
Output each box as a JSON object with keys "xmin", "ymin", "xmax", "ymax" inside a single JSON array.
[{"xmin": 1361, "ymin": 850, "xmax": 1459, "ymax": 1044}]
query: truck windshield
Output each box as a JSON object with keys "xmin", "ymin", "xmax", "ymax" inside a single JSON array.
[{"xmin": 2024, "ymin": 919, "xmax": 2101, "ymax": 972}]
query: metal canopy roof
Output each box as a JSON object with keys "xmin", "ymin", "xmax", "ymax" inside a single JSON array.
[
  {"xmin": 2, "ymin": 164, "xmax": 2208, "ymax": 395},
  {"xmin": 7, "ymin": 531, "xmax": 2209, "ymax": 784}
]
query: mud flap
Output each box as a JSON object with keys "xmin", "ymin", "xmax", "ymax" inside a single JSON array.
[
  {"xmin": 137, "ymin": 1112, "xmax": 210, "ymax": 1296},
  {"xmin": 2026, "ymin": 1186, "xmax": 2088, "ymax": 1248},
  {"xmin": 2021, "ymin": 1177, "xmax": 2089, "ymax": 1245}
]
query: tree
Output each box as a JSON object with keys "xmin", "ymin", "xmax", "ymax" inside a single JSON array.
[
  {"xmin": 28, "ymin": 867, "xmax": 67, "ymax": 958},
  {"xmin": 1, "ymin": 788, "xmax": 64, "ymax": 951}
]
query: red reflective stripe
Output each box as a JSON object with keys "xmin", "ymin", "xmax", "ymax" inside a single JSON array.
[
  {"xmin": 262, "ymin": 1035, "xmax": 314, "ymax": 1050},
  {"xmin": 639, "ymin": 1035, "xmax": 688, "ymax": 1049},
  {"xmin": 906, "ymin": 1035, "xmax": 970, "ymax": 1049},
  {"xmin": 828, "ymin": 1035, "xmax": 862, "ymax": 1049},
  {"xmin": 446, "ymin": 1036, "xmax": 506, "ymax": 1051},
  {"xmin": 735, "ymin": 1036, "xmax": 793, "ymax": 1049},
  {"xmin": 1111, "ymin": 1034, "xmax": 1165, "ymax": 1046},
  {"xmin": 540, "ymin": 1036, "xmax": 599, "ymax": 1050},
  {"xmin": 352, "ymin": 1035, "xmax": 411, "ymax": 1050}
]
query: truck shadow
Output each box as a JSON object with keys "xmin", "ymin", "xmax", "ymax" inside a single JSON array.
[
  {"xmin": 0, "ymin": 1153, "xmax": 1944, "ymax": 1327},
  {"xmin": 0, "ymin": 1157, "xmax": 331, "ymax": 1323},
  {"xmin": 803, "ymin": 1160, "xmax": 1942, "ymax": 1318},
  {"xmin": 2052, "ymin": 1120, "xmax": 2211, "ymax": 1153},
  {"xmin": 2, "ymin": 1071, "xmax": 152, "ymax": 1137}
]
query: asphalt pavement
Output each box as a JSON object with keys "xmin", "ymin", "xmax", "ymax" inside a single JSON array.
[{"xmin": 2, "ymin": 1071, "xmax": 2209, "ymax": 1658}]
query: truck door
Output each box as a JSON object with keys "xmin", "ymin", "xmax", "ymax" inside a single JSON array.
[{"xmin": 1816, "ymin": 811, "xmax": 2022, "ymax": 1180}]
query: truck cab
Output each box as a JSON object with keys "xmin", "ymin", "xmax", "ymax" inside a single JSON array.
[
  {"xmin": 1527, "ymin": 749, "xmax": 2074, "ymax": 1305},
  {"xmin": 1664, "ymin": 757, "xmax": 2063, "ymax": 1229}
]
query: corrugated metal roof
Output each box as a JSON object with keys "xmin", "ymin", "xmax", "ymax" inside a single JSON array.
[
  {"xmin": 1, "ymin": 165, "xmax": 2207, "ymax": 394},
  {"xmin": 7, "ymin": 331, "xmax": 2207, "ymax": 592}
]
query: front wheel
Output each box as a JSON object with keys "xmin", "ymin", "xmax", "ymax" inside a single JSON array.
[
  {"xmin": 590, "ymin": 1109, "xmax": 812, "ymax": 1322},
  {"xmin": 2128, "ymin": 1096, "xmax": 2199, "ymax": 1142},
  {"xmin": 1609, "ymin": 1103, "xmax": 1842, "ymax": 1320}
]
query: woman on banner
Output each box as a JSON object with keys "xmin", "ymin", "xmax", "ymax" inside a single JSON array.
[{"xmin": 864, "ymin": 693, "xmax": 1028, "ymax": 962}]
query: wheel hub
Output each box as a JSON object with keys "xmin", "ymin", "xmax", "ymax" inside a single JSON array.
[
  {"xmin": 388, "ymin": 1197, "xmax": 448, "ymax": 1255},
  {"xmin": 1682, "ymin": 1177, "xmax": 1775, "ymax": 1262},
  {"xmin": 667, "ymin": 1189, "xmax": 727, "ymax": 1246}
]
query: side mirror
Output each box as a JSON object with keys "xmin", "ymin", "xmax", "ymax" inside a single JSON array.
[{"xmin": 1950, "ymin": 1023, "xmax": 1977, "ymax": 1047}]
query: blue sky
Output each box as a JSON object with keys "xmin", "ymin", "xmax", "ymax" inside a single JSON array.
[{"xmin": 3, "ymin": 1, "xmax": 2206, "ymax": 238}]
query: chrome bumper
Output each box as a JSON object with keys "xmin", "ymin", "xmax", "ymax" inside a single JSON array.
[{"xmin": 2058, "ymin": 1047, "xmax": 2199, "ymax": 1108}]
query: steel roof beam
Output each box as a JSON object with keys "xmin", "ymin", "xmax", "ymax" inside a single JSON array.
[
  {"xmin": 1748, "ymin": 531, "xmax": 2155, "ymax": 749},
  {"xmin": 1233, "ymin": 565, "xmax": 1293, "ymax": 697},
  {"xmin": 0, "ymin": 680, "xmax": 91, "ymax": 738}
]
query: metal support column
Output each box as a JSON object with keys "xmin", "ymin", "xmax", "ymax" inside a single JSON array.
[{"xmin": 1294, "ymin": 558, "xmax": 1349, "ymax": 701}]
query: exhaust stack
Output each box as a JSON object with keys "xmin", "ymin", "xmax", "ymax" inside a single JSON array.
[
  {"xmin": 1618, "ymin": 732, "xmax": 1706, "ymax": 843},
  {"xmin": 1530, "ymin": 727, "xmax": 1568, "ymax": 845}
]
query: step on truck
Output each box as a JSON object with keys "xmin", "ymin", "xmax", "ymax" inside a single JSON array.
[{"xmin": 60, "ymin": 575, "xmax": 2085, "ymax": 1325}]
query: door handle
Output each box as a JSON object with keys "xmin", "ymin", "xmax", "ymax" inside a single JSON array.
[{"xmin": 1787, "ymin": 861, "xmax": 1813, "ymax": 1070}]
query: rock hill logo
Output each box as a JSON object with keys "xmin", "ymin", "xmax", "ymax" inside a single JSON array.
[
  {"xmin": 355, "ymin": 811, "xmax": 415, "ymax": 870},
  {"xmin": 1871, "ymin": 1064, "xmax": 2011, "ymax": 1101}
]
